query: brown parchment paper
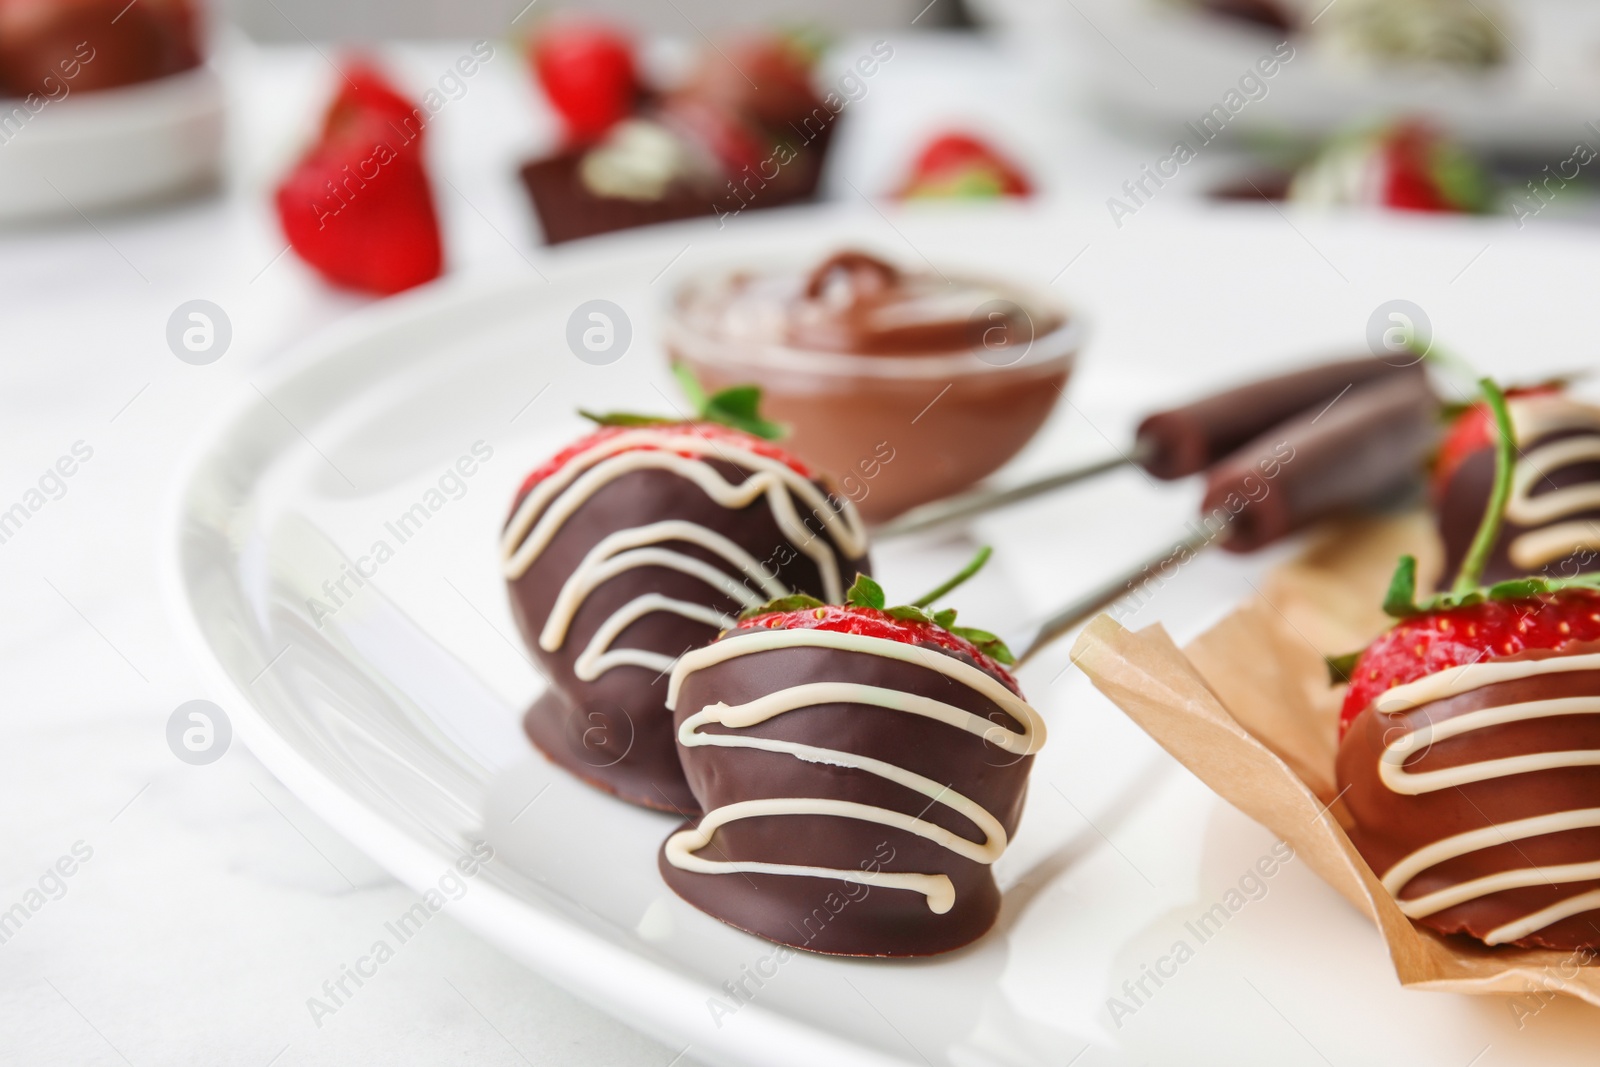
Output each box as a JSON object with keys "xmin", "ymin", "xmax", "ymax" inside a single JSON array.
[{"xmin": 1071, "ymin": 512, "xmax": 1600, "ymax": 1006}]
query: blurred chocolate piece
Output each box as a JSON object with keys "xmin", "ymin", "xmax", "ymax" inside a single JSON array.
[{"xmin": 1195, "ymin": 0, "xmax": 1296, "ymax": 32}]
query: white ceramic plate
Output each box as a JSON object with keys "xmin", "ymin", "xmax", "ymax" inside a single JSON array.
[
  {"xmin": 167, "ymin": 206, "xmax": 1600, "ymax": 1065},
  {"xmin": 0, "ymin": 66, "xmax": 223, "ymax": 222},
  {"xmin": 980, "ymin": 0, "xmax": 1600, "ymax": 152}
]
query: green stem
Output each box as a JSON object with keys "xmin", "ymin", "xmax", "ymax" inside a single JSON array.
[
  {"xmin": 1415, "ymin": 338, "xmax": 1478, "ymax": 385},
  {"xmin": 1451, "ymin": 378, "xmax": 1515, "ymax": 596},
  {"xmin": 672, "ymin": 362, "xmax": 710, "ymax": 415},
  {"xmin": 912, "ymin": 546, "xmax": 992, "ymax": 608}
]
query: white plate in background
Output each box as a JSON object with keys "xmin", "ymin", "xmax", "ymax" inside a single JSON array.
[
  {"xmin": 979, "ymin": 0, "xmax": 1600, "ymax": 152},
  {"xmin": 166, "ymin": 205, "xmax": 1600, "ymax": 1065},
  {"xmin": 0, "ymin": 66, "xmax": 224, "ymax": 222}
]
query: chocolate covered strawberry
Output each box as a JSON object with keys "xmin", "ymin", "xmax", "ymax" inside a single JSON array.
[
  {"xmin": 502, "ymin": 373, "xmax": 869, "ymax": 813},
  {"xmin": 1337, "ymin": 584, "xmax": 1600, "ymax": 737},
  {"xmin": 1431, "ymin": 381, "xmax": 1600, "ymax": 587},
  {"xmin": 676, "ymin": 33, "xmax": 821, "ymax": 130},
  {"xmin": 1336, "ymin": 379, "xmax": 1600, "ymax": 951},
  {"xmin": 733, "ymin": 556, "xmax": 1017, "ymax": 681},
  {"xmin": 275, "ymin": 63, "xmax": 443, "ymax": 295},
  {"xmin": 1288, "ymin": 120, "xmax": 1490, "ymax": 213},
  {"xmin": 1431, "ymin": 384, "xmax": 1561, "ymax": 501},
  {"xmin": 899, "ymin": 132, "xmax": 1032, "ymax": 200},
  {"xmin": 659, "ymin": 552, "xmax": 1044, "ymax": 956}
]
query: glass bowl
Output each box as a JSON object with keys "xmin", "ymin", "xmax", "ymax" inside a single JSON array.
[{"xmin": 664, "ymin": 252, "xmax": 1081, "ymax": 521}]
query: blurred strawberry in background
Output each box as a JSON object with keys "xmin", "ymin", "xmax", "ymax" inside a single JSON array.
[
  {"xmin": 530, "ymin": 19, "xmax": 641, "ymax": 145},
  {"xmin": 322, "ymin": 57, "xmax": 427, "ymax": 141},
  {"xmin": 898, "ymin": 131, "xmax": 1032, "ymax": 200},
  {"xmin": 1287, "ymin": 120, "xmax": 1491, "ymax": 213},
  {"xmin": 274, "ymin": 57, "xmax": 443, "ymax": 295},
  {"xmin": 675, "ymin": 32, "xmax": 821, "ymax": 128}
]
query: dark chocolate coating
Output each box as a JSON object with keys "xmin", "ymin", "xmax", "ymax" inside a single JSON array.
[
  {"xmin": 659, "ymin": 629, "xmax": 1034, "ymax": 956},
  {"xmin": 1337, "ymin": 651, "xmax": 1600, "ymax": 950},
  {"xmin": 1137, "ymin": 358, "xmax": 1419, "ymax": 480},
  {"xmin": 519, "ymin": 121, "xmax": 833, "ymax": 245},
  {"xmin": 1197, "ymin": 0, "xmax": 1296, "ymax": 33},
  {"xmin": 1202, "ymin": 368, "xmax": 1439, "ymax": 553},
  {"xmin": 1435, "ymin": 414, "xmax": 1600, "ymax": 589},
  {"xmin": 507, "ymin": 461, "xmax": 868, "ymax": 814}
]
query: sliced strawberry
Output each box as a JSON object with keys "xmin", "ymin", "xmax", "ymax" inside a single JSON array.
[
  {"xmin": 324, "ymin": 56, "xmax": 424, "ymax": 141},
  {"xmin": 514, "ymin": 422, "xmax": 812, "ymax": 502},
  {"xmin": 899, "ymin": 132, "xmax": 1031, "ymax": 199},
  {"xmin": 531, "ymin": 19, "xmax": 640, "ymax": 145},
  {"xmin": 740, "ymin": 603, "xmax": 1021, "ymax": 692},
  {"xmin": 275, "ymin": 108, "xmax": 443, "ymax": 295},
  {"xmin": 1339, "ymin": 588, "xmax": 1600, "ymax": 735},
  {"xmin": 1431, "ymin": 384, "xmax": 1562, "ymax": 499}
]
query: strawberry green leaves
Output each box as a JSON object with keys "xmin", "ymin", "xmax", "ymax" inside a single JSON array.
[
  {"xmin": 737, "ymin": 548, "xmax": 1017, "ymax": 665},
  {"xmin": 578, "ymin": 365, "xmax": 786, "ymax": 441},
  {"xmin": 672, "ymin": 364, "xmax": 786, "ymax": 441},
  {"xmin": 1383, "ymin": 554, "xmax": 1423, "ymax": 617},
  {"xmin": 739, "ymin": 594, "xmax": 824, "ymax": 619},
  {"xmin": 576, "ymin": 410, "xmax": 675, "ymax": 428},
  {"xmin": 845, "ymin": 573, "xmax": 886, "ymax": 610}
]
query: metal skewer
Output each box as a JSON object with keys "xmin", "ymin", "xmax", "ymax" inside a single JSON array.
[
  {"xmin": 1012, "ymin": 524, "xmax": 1219, "ymax": 665},
  {"xmin": 878, "ymin": 449, "xmax": 1146, "ymax": 540},
  {"xmin": 1001, "ymin": 367, "xmax": 1443, "ymax": 664},
  {"xmin": 875, "ymin": 357, "xmax": 1418, "ymax": 541}
]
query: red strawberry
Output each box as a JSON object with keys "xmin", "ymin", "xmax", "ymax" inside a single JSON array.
[
  {"xmin": 531, "ymin": 20, "xmax": 640, "ymax": 144},
  {"xmin": 1431, "ymin": 384, "xmax": 1561, "ymax": 499},
  {"xmin": 1379, "ymin": 124, "xmax": 1453, "ymax": 212},
  {"xmin": 661, "ymin": 96, "xmax": 767, "ymax": 176},
  {"xmin": 324, "ymin": 57, "xmax": 424, "ymax": 141},
  {"xmin": 275, "ymin": 108, "xmax": 443, "ymax": 295},
  {"xmin": 899, "ymin": 132, "xmax": 1031, "ymax": 200},
  {"xmin": 516, "ymin": 422, "xmax": 811, "ymax": 501},
  {"xmin": 1340, "ymin": 588, "xmax": 1600, "ymax": 736},
  {"xmin": 1373, "ymin": 121, "xmax": 1489, "ymax": 213},
  {"xmin": 678, "ymin": 34, "xmax": 820, "ymax": 128},
  {"xmin": 741, "ymin": 602, "xmax": 1021, "ymax": 691}
]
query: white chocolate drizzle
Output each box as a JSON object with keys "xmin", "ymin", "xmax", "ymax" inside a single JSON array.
[
  {"xmin": 663, "ymin": 628, "xmax": 1046, "ymax": 913},
  {"xmin": 1371, "ymin": 652, "xmax": 1600, "ymax": 944},
  {"xmin": 1504, "ymin": 396, "xmax": 1600, "ymax": 570},
  {"xmin": 500, "ymin": 430, "xmax": 867, "ymax": 681}
]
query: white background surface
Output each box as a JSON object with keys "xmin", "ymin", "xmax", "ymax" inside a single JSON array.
[{"xmin": 7, "ymin": 28, "xmax": 1600, "ymax": 1067}]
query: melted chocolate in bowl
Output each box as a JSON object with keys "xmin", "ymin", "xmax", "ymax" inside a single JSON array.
[
  {"xmin": 667, "ymin": 251, "xmax": 1078, "ymax": 521},
  {"xmin": 0, "ymin": 0, "xmax": 201, "ymax": 97}
]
